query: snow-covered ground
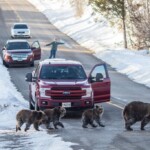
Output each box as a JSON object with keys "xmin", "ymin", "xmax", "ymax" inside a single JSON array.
[{"xmin": 0, "ymin": 57, "xmax": 76, "ymax": 149}]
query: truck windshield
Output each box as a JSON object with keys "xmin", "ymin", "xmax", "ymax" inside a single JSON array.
[{"xmin": 40, "ymin": 65, "xmax": 87, "ymax": 80}]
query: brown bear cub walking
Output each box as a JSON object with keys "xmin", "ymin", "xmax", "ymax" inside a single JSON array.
[
  {"xmin": 123, "ymin": 101, "xmax": 150, "ymax": 131},
  {"xmin": 41, "ymin": 106, "xmax": 66, "ymax": 129},
  {"xmin": 16, "ymin": 109, "xmax": 47, "ymax": 132},
  {"xmin": 82, "ymin": 105, "xmax": 105, "ymax": 128}
]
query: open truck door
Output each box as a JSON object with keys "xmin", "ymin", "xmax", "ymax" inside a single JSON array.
[
  {"xmin": 31, "ymin": 41, "xmax": 41, "ymax": 60},
  {"xmin": 88, "ymin": 63, "xmax": 111, "ymax": 103}
]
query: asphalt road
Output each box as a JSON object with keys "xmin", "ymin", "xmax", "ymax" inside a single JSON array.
[{"xmin": 0, "ymin": 0, "xmax": 150, "ymax": 150}]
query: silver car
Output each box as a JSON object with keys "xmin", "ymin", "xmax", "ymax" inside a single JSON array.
[{"xmin": 11, "ymin": 23, "xmax": 31, "ymax": 38}]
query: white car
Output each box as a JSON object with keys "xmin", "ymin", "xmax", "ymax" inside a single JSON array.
[{"xmin": 11, "ymin": 23, "xmax": 31, "ymax": 38}]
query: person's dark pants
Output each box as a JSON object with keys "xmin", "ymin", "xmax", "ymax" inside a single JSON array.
[{"xmin": 49, "ymin": 50, "xmax": 56, "ymax": 58}]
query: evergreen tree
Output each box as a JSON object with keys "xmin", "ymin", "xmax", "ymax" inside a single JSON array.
[{"xmin": 89, "ymin": 0, "xmax": 127, "ymax": 48}]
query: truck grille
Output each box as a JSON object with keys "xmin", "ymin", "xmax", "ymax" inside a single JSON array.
[
  {"xmin": 51, "ymin": 96, "xmax": 81, "ymax": 100},
  {"xmin": 51, "ymin": 87, "xmax": 81, "ymax": 90},
  {"xmin": 45, "ymin": 86, "xmax": 85, "ymax": 100}
]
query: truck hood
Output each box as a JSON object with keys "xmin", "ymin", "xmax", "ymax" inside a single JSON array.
[{"xmin": 39, "ymin": 79, "xmax": 89, "ymax": 86}]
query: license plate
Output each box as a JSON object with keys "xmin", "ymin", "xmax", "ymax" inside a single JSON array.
[{"xmin": 62, "ymin": 102, "xmax": 71, "ymax": 108}]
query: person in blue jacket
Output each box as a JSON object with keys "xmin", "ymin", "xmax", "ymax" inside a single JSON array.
[{"xmin": 45, "ymin": 38, "xmax": 64, "ymax": 58}]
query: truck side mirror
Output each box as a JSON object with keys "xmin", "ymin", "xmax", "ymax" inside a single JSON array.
[
  {"xmin": 96, "ymin": 73, "xmax": 104, "ymax": 82},
  {"xmin": 32, "ymin": 76, "xmax": 37, "ymax": 82},
  {"xmin": 25, "ymin": 73, "xmax": 32, "ymax": 82},
  {"xmin": 31, "ymin": 46, "xmax": 36, "ymax": 50},
  {"xmin": 2, "ymin": 47, "xmax": 5, "ymax": 50}
]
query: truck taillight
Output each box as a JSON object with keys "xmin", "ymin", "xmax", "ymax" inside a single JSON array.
[
  {"xmin": 82, "ymin": 87, "xmax": 92, "ymax": 98},
  {"xmin": 39, "ymin": 88, "xmax": 50, "ymax": 98}
]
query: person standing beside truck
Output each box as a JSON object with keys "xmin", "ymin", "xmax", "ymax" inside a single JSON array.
[{"xmin": 45, "ymin": 38, "xmax": 64, "ymax": 58}]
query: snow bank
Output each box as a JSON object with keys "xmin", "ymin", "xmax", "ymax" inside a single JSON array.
[
  {"xmin": 0, "ymin": 58, "xmax": 28, "ymax": 127},
  {"xmin": 97, "ymin": 49, "xmax": 150, "ymax": 87}
]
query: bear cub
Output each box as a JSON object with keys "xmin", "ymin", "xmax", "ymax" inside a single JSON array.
[
  {"xmin": 16, "ymin": 109, "xmax": 47, "ymax": 132},
  {"xmin": 82, "ymin": 105, "xmax": 105, "ymax": 128}
]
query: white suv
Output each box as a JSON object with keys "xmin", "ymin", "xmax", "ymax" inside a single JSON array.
[{"xmin": 11, "ymin": 23, "xmax": 31, "ymax": 38}]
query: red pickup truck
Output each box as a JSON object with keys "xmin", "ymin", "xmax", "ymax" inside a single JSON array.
[{"xmin": 25, "ymin": 58, "xmax": 111, "ymax": 110}]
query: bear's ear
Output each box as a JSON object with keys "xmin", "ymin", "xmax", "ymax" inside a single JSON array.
[
  {"xmin": 58, "ymin": 106, "xmax": 61, "ymax": 110},
  {"xmin": 54, "ymin": 106, "xmax": 60, "ymax": 112},
  {"xmin": 95, "ymin": 105, "xmax": 99, "ymax": 109},
  {"xmin": 53, "ymin": 106, "xmax": 61, "ymax": 115}
]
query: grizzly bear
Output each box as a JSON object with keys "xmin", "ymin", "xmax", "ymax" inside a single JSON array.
[
  {"xmin": 123, "ymin": 101, "xmax": 150, "ymax": 131},
  {"xmin": 41, "ymin": 106, "xmax": 66, "ymax": 129},
  {"xmin": 82, "ymin": 105, "xmax": 105, "ymax": 128},
  {"xmin": 16, "ymin": 109, "xmax": 47, "ymax": 132}
]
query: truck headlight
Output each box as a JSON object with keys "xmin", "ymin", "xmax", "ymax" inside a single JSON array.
[
  {"xmin": 39, "ymin": 88, "xmax": 50, "ymax": 98},
  {"xmin": 28, "ymin": 52, "xmax": 34, "ymax": 57},
  {"xmin": 5, "ymin": 53, "xmax": 12, "ymax": 59},
  {"xmin": 82, "ymin": 87, "xmax": 92, "ymax": 98}
]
